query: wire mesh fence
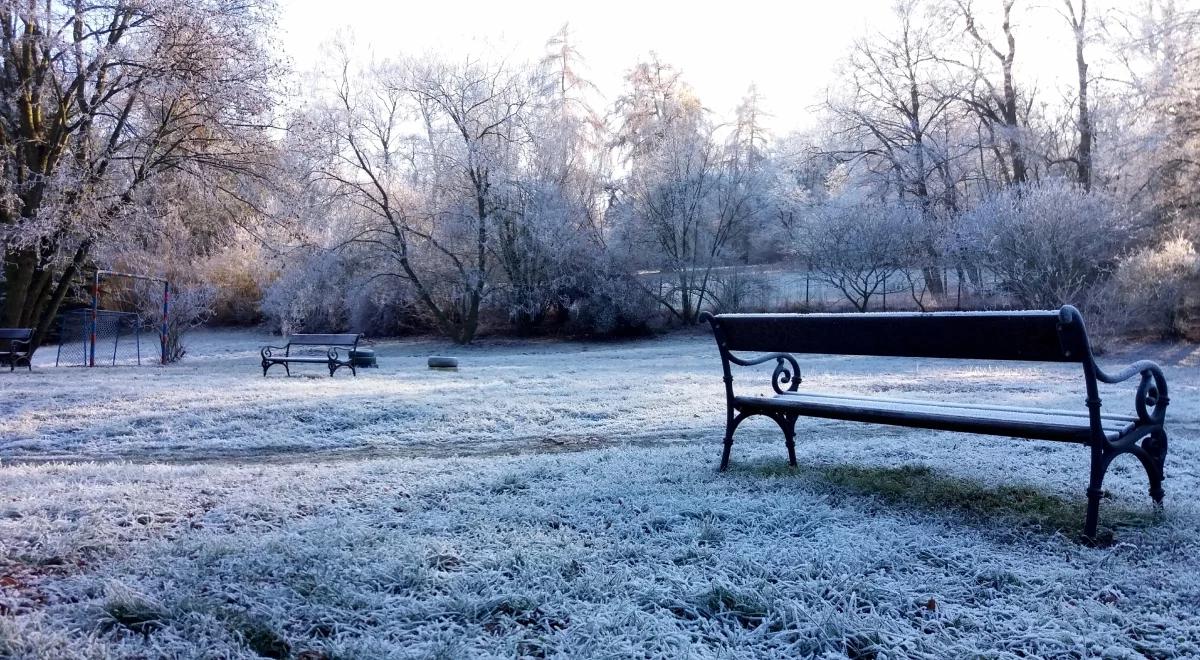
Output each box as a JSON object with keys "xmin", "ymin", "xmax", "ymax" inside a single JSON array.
[{"xmin": 55, "ymin": 309, "xmax": 159, "ymax": 366}]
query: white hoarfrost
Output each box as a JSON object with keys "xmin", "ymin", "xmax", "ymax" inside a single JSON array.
[{"xmin": 1, "ymin": 330, "xmax": 1198, "ymax": 657}]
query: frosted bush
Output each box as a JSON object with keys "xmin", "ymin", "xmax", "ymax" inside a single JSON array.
[
  {"xmin": 160, "ymin": 285, "xmax": 216, "ymax": 362},
  {"xmin": 962, "ymin": 180, "xmax": 1129, "ymax": 308},
  {"xmin": 260, "ymin": 250, "xmax": 354, "ymax": 334},
  {"xmin": 1101, "ymin": 236, "xmax": 1199, "ymax": 337}
]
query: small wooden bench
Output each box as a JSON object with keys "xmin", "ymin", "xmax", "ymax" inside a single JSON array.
[
  {"xmin": 700, "ymin": 306, "xmax": 1170, "ymax": 542},
  {"xmin": 0, "ymin": 328, "xmax": 33, "ymax": 372},
  {"xmin": 260, "ymin": 333, "xmax": 361, "ymax": 377}
]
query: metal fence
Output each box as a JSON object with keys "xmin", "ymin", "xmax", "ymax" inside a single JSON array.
[{"xmin": 639, "ymin": 264, "xmax": 1009, "ymax": 314}]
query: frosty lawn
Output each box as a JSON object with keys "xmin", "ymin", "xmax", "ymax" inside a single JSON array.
[{"xmin": 2, "ymin": 332, "xmax": 1199, "ymax": 657}]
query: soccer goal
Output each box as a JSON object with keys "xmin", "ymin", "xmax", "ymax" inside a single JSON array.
[{"xmin": 54, "ymin": 270, "xmax": 170, "ymax": 367}]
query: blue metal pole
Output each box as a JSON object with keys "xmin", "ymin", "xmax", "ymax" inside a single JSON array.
[{"xmin": 161, "ymin": 281, "xmax": 169, "ymax": 365}]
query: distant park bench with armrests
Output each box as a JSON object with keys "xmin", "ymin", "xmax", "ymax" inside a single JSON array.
[
  {"xmin": 700, "ymin": 306, "xmax": 1170, "ymax": 542},
  {"xmin": 0, "ymin": 328, "xmax": 33, "ymax": 372},
  {"xmin": 260, "ymin": 333, "xmax": 361, "ymax": 377}
]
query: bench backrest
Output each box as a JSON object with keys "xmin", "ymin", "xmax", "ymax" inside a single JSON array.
[
  {"xmin": 286, "ymin": 333, "xmax": 359, "ymax": 347},
  {"xmin": 706, "ymin": 306, "xmax": 1092, "ymax": 363},
  {"xmin": 0, "ymin": 328, "xmax": 32, "ymax": 342}
]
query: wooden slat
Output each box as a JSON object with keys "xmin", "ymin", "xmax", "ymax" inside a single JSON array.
[
  {"xmin": 0, "ymin": 328, "xmax": 32, "ymax": 340},
  {"xmin": 735, "ymin": 393, "xmax": 1125, "ymax": 442},
  {"xmin": 779, "ymin": 390, "xmax": 1137, "ymax": 423},
  {"xmin": 712, "ymin": 309, "xmax": 1089, "ymax": 363}
]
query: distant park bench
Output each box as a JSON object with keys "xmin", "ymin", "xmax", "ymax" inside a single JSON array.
[
  {"xmin": 0, "ymin": 328, "xmax": 33, "ymax": 372},
  {"xmin": 260, "ymin": 333, "xmax": 361, "ymax": 377},
  {"xmin": 700, "ymin": 306, "xmax": 1171, "ymax": 542}
]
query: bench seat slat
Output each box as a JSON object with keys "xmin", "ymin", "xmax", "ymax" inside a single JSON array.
[
  {"xmin": 778, "ymin": 390, "xmax": 1138, "ymax": 423},
  {"xmin": 735, "ymin": 393, "xmax": 1128, "ymax": 442}
]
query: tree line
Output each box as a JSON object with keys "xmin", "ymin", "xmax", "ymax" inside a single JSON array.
[{"xmin": 2, "ymin": 0, "xmax": 1198, "ymax": 351}]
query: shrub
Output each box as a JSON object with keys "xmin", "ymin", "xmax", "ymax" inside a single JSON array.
[
  {"xmin": 708, "ymin": 268, "xmax": 774, "ymax": 314},
  {"xmin": 962, "ymin": 180, "xmax": 1130, "ymax": 308},
  {"xmin": 794, "ymin": 198, "xmax": 922, "ymax": 312},
  {"xmin": 1094, "ymin": 236, "xmax": 1199, "ymax": 338},
  {"xmin": 200, "ymin": 244, "xmax": 273, "ymax": 326}
]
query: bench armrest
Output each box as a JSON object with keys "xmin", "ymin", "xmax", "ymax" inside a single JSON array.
[
  {"xmin": 726, "ymin": 351, "xmax": 801, "ymax": 394},
  {"xmin": 260, "ymin": 345, "xmax": 289, "ymax": 359},
  {"xmin": 1095, "ymin": 360, "xmax": 1169, "ymax": 424},
  {"xmin": 326, "ymin": 346, "xmax": 352, "ymax": 363},
  {"xmin": 10, "ymin": 337, "xmax": 31, "ymax": 353}
]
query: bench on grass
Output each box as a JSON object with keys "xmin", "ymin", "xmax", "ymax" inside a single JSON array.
[
  {"xmin": 260, "ymin": 333, "xmax": 361, "ymax": 377},
  {"xmin": 700, "ymin": 306, "xmax": 1170, "ymax": 542},
  {"xmin": 0, "ymin": 328, "xmax": 33, "ymax": 372}
]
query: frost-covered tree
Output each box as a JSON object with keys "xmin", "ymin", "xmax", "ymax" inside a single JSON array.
[
  {"xmin": 955, "ymin": 0, "xmax": 1031, "ymax": 186},
  {"xmin": 0, "ymin": 0, "xmax": 279, "ymax": 350},
  {"xmin": 492, "ymin": 25, "xmax": 612, "ymax": 334},
  {"xmin": 611, "ymin": 57, "xmax": 763, "ymax": 324},
  {"xmin": 300, "ymin": 47, "xmax": 532, "ymax": 344},
  {"xmin": 823, "ymin": 0, "xmax": 966, "ymax": 295}
]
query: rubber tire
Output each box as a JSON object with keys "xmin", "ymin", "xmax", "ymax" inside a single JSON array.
[{"xmin": 427, "ymin": 356, "xmax": 458, "ymax": 368}]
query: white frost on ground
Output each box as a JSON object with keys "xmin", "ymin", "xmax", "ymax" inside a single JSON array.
[{"xmin": 1, "ymin": 330, "xmax": 1198, "ymax": 657}]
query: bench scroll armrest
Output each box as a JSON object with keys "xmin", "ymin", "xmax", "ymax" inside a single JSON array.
[
  {"xmin": 260, "ymin": 345, "xmax": 288, "ymax": 360},
  {"xmin": 327, "ymin": 346, "xmax": 351, "ymax": 363},
  {"xmin": 726, "ymin": 351, "xmax": 802, "ymax": 394},
  {"xmin": 1095, "ymin": 360, "xmax": 1168, "ymax": 424}
]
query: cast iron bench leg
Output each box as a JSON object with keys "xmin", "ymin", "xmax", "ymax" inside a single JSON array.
[
  {"xmin": 1084, "ymin": 443, "xmax": 1113, "ymax": 543},
  {"xmin": 783, "ymin": 413, "xmax": 798, "ymax": 467},
  {"xmin": 720, "ymin": 411, "xmax": 749, "ymax": 471},
  {"xmin": 1142, "ymin": 430, "xmax": 1168, "ymax": 507}
]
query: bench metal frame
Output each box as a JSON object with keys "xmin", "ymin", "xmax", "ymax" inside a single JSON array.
[
  {"xmin": 261, "ymin": 333, "xmax": 361, "ymax": 377},
  {"xmin": 0, "ymin": 328, "xmax": 33, "ymax": 372},
  {"xmin": 701, "ymin": 306, "xmax": 1170, "ymax": 542}
]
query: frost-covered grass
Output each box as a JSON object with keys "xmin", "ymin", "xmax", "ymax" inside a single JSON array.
[{"xmin": 1, "ymin": 331, "xmax": 1199, "ymax": 657}]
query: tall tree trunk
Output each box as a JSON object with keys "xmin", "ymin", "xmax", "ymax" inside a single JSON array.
[
  {"xmin": 961, "ymin": 0, "xmax": 1027, "ymax": 184},
  {"xmin": 1066, "ymin": 0, "xmax": 1093, "ymax": 190}
]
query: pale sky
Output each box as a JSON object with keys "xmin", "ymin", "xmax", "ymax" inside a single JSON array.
[{"xmin": 276, "ymin": 0, "xmax": 1083, "ymax": 135}]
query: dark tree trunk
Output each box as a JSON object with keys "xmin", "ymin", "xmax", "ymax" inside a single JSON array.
[{"xmin": 1066, "ymin": 0, "xmax": 1093, "ymax": 190}]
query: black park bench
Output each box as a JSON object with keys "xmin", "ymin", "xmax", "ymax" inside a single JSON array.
[
  {"xmin": 700, "ymin": 306, "xmax": 1170, "ymax": 542},
  {"xmin": 0, "ymin": 328, "xmax": 33, "ymax": 372},
  {"xmin": 260, "ymin": 333, "xmax": 361, "ymax": 377}
]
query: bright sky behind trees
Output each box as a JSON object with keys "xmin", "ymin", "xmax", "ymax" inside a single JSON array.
[{"xmin": 277, "ymin": 0, "xmax": 1091, "ymax": 134}]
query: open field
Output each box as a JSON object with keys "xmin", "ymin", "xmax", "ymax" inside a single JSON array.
[{"xmin": 2, "ymin": 331, "xmax": 1200, "ymax": 658}]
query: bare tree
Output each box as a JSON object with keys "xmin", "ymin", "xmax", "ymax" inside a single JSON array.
[
  {"xmin": 613, "ymin": 56, "xmax": 761, "ymax": 323},
  {"xmin": 303, "ymin": 49, "xmax": 530, "ymax": 343},
  {"xmin": 956, "ymin": 0, "xmax": 1030, "ymax": 185},
  {"xmin": 794, "ymin": 199, "xmax": 920, "ymax": 312},
  {"xmin": 823, "ymin": 0, "xmax": 965, "ymax": 296},
  {"xmin": 1063, "ymin": 0, "xmax": 1094, "ymax": 190}
]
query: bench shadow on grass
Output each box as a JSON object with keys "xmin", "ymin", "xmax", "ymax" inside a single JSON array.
[{"xmin": 731, "ymin": 460, "xmax": 1162, "ymax": 543}]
